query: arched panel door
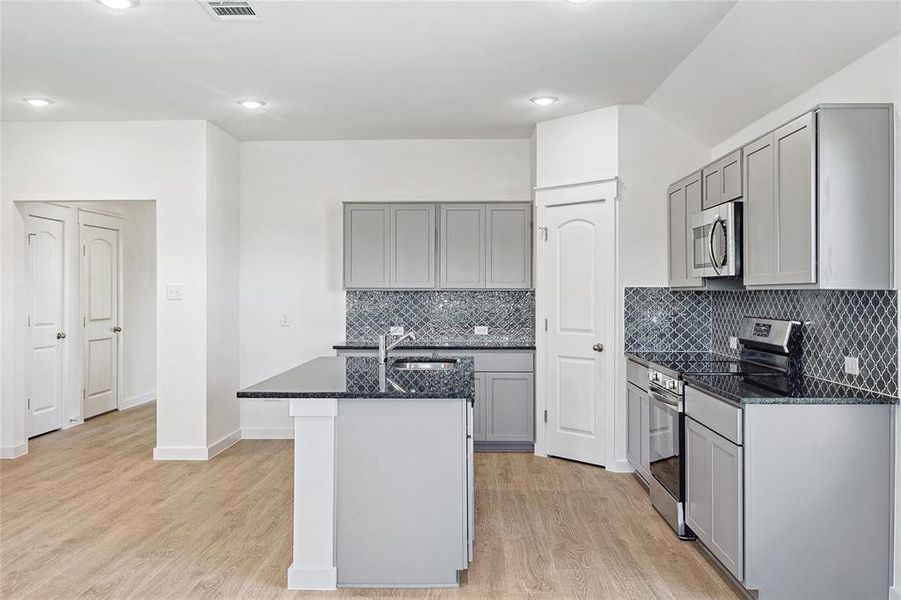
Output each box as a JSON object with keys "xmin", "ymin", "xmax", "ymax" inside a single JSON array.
[{"xmin": 81, "ymin": 224, "xmax": 120, "ymax": 418}]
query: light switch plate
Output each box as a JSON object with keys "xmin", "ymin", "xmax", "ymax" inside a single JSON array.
[
  {"xmin": 729, "ymin": 336, "xmax": 739, "ymax": 350},
  {"xmin": 166, "ymin": 285, "xmax": 183, "ymax": 301},
  {"xmin": 844, "ymin": 356, "xmax": 860, "ymax": 376},
  {"xmin": 389, "ymin": 326, "xmax": 405, "ymax": 336},
  {"xmin": 474, "ymin": 326, "xmax": 489, "ymax": 335}
]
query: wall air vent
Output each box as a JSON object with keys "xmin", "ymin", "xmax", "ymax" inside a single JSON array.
[{"xmin": 201, "ymin": 1, "xmax": 260, "ymax": 21}]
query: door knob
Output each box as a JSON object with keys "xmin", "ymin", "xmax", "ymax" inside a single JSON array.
[
  {"xmin": 57, "ymin": 332, "xmax": 67, "ymax": 340},
  {"xmin": 112, "ymin": 326, "xmax": 122, "ymax": 333},
  {"xmin": 592, "ymin": 343, "xmax": 604, "ymax": 352}
]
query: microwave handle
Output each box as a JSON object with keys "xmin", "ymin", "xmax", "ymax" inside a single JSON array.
[{"xmin": 708, "ymin": 216, "xmax": 724, "ymax": 275}]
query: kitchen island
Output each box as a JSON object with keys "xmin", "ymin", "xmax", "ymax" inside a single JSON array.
[{"xmin": 238, "ymin": 355, "xmax": 475, "ymax": 590}]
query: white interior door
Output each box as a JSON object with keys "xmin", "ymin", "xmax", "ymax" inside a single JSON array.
[
  {"xmin": 81, "ymin": 222, "xmax": 120, "ymax": 418},
  {"xmin": 25, "ymin": 215, "xmax": 65, "ymax": 437},
  {"xmin": 543, "ymin": 199, "xmax": 614, "ymax": 466}
]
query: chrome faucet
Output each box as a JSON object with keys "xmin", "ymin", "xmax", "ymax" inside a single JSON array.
[{"xmin": 378, "ymin": 330, "xmax": 416, "ymax": 363}]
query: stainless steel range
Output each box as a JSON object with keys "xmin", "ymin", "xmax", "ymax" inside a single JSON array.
[{"xmin": 645, "ymin": 317, "xmax": 800, "ymax": 539}]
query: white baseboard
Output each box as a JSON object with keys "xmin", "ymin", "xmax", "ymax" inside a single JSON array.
[
  {"xmin": 120, "ymin": 391, "xmax": 156, "ymax": 410},
  {"xmin": 207, "ymin": 430, "xmax": 241, "ymax": 459},
  {"xmin": 0, "ymin": 442, "xmax": 28, "ymax": 460},
  {"xmin": 287, "ymin": 564, "xmax": 337, "ymax": 590},
  {"xmin": 153, "ymin": 446, "xmax": 209, "ymax": 461},
  {"xmin": 242, "ymin": 427, "xmax": 294, "ymax": 440},
  {"xmin": 889, "ymin": 585, "xmax": 901, "ymax": 600},
  {"xmin": 607, "ymin": 458, "xmax": 636, "ymax": 474}
]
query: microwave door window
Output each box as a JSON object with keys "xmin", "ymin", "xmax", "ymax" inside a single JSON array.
[{"xmin": 693, "ymin": 224, "xmax": 712, "ymax": 269}]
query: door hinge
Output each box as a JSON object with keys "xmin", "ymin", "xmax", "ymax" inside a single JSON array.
[
  {"xmin": 82, "ymin": 388, "xmax": 86, "ymax": 400},
  {"xmin": 544, "ymin": 318, "xmax": 548, "ymax": 332},
  {"xmin": 27, "ymin": 398, "xmax": 31, "ymax": 410},
  {"xmin": 544, "ymin": 409, "xmax": 548, "ymax": 423},
  {"xmin": 27, "ymin": 316, "xmax": 31, "ymax": 327},
  {"xmin": 539, "ymin": 226, "xmax": 548, "ymax": 242},
  {"xmin": 82, "ymin": 245, "xmax": 86, "ymax": 256},
  {"xmin": 83, "ymin": 316, "xmax": 86, "ymax": 327}
]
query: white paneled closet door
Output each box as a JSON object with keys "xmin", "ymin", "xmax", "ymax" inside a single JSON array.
[
  {"xmin": 81, "ymin": 218, "xmax": 120, "ymax": 419},
  {"xmin": 25, "ymin": 215, "xmax": 65, "ymax": 437},
  {"xmin": 541, "ymin": 193, "xmax": 615, "ymax": 466}
]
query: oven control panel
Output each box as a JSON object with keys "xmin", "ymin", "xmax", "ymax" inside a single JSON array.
[{"xmin": 648, "ymin": 370, "xmax": 683, "ymax": 395}]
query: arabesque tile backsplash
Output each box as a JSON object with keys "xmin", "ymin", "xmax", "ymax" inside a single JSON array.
[{"xmin": 625, "ymin": 287, "xmax": 898, "ymax": 396}]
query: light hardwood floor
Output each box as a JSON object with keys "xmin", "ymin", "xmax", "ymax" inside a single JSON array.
[{"xmin": 1, "ymin": 403, "xmax": 739, "ymax": 599}]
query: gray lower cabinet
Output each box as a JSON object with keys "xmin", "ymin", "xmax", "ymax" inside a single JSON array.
[
  {"xmin": 685, "ymin": 416, "xmax": 744, "ymax": 582},
  {"xmin": 626, "ymin": 383, "xmax": 650, "ymax": 482},
  {"xmin": 440, "ymin": 204, "xmax": 486, "ymax": 288},
  {"xmin": 484, "ymin": 372, "xmax": 534, "ymax": 442},
  {"xmin": 390, "ymin": 204, "xmax": 436, "ymax": 288},
  {"xmin": 472, "ymin": 372, "xmax": 487, "ymax": 441},
  {"xmin": 668, "ymin": 172, "xmax": 703, "ymax": 288},
  {"xmin": 344, "ymin": 204, "xmax": 390, "ymax": 288},
  {"xmin": 486, "ymin": 204, "xmax": 532, "ymax": 289}
]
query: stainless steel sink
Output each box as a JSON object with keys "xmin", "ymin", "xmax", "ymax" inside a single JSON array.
[{"xmin": 391, "ymin": 359, "xmax": 458, "ymax": 371}]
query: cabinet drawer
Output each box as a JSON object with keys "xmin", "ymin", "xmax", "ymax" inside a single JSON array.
[
  {"xmin": 437, "ymin": 351, "xmax": 533, "ymax": 373},
  {"xmin": 627, "ymin": 359, "xmax": 648, "ymax": 391},
  {"xmin": 685, "ymin": 385, "xmax": 743, "ymax": 445}
]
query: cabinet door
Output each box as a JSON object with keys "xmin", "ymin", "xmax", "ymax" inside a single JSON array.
[
  {"xmin": 473, "ymin": 372, "xmax": 487, "ymax": 442},
  {"xmin": 710, "ymin": 433, "xmax": 744, "ymax": 581},
  {"xmin": 440, "ymin": 204, "xmax": 485, "ymax": 288},
  {"xmin": 626, "ymin": 385, "xmax": 641, "ymax": 468},
  {"xmin": 701, "ymin": 163, "xmax": 722, "ymax": 210},
  {"xmin": 485, "ymin": 373, "xmax": 534, "ymax": 442},
  {"xmin": 640, "ymin": 392, "xmax": 650, "ymax": 476},
  {"xmin": 685, "ymin": 417, "xmax": 712, "ymax": 543},
  {"xmin": 772, "ymin": 112, "xmax": 816, "ymax": 285},
  {"xmin": 743, "ymin": 134, "xmax": 776, "ymax": 286},
  {"xmin": 720, "ymin": 149, "xmax": 743, "ymax": 202},
  {"xmin": 668, "ymin": 173, "xmax": 703, "ymax": 288},
  {"xmin": 486, "ymin": 204, "xmax": 532, "ymax": 289},
  {"xmin": 390, "ymin": 204, "xmax": 436, "ymax": 289},
  {"xmin": 344, "ymin": 204, "xmax": 390, "ymax": 288}
]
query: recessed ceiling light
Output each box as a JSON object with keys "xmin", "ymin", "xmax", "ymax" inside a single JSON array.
[
  {"xmin": 23, "ymin": 98, "xmax": 55, "ymax": 108},
  {"xmin": 96, "ymin": 0, "xmax": 136, "ymax": 9},
  {"xmin": 238, "ymin": 99, "xmax": 266, "ymax": 110},
  {"xmin": 530, "ymin": 96, "xmax": 559, "ymax": 106}
]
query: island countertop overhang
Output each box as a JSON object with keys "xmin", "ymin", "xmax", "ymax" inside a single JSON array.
[{"xmin": 238, "ymin": 355, "xmax": 476, "ymax": 401}]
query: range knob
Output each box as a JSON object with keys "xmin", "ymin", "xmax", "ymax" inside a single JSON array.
[{"xmin": 666, "ymin": 379, "xmax": 677, "ymax": 391}]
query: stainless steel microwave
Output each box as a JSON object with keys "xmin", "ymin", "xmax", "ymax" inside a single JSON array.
[{"xmin": 690, "ymin": 202, "xmax": 742, "ymax": 278}]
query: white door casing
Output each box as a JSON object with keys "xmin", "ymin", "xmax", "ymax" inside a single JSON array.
[
  {"xmin": 25, "ymin": 215, "xmax": 65, "ymax": 437},
  {"xmin": 540, "ymin": 193, "xmax": 615, "ymax": 466},
  {"xmin": 80, "ymin": 214, "xmax": 121, "ymax": 419}
]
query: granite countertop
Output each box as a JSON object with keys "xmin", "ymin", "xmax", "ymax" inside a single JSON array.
[
  {"xmin": 684, "ymin": 374, "xmax": 898, "ymax": 406},
  {"xmin": 237, "ymin": 355, "xmax": 475, "ymax": 400},
  {"xmin": 334, "ymin": 340, "xmax": 536, "ymax": 351}
]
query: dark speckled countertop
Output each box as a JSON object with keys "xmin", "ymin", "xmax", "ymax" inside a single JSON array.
[
  {"xmin": 626, "ymin": 351, "xmax": 898, "ymax": 406},
  {"xmin": 238, "ymin": 356, "xmax": 475, "ymax": 400},
  {"xmin": 334, "ymin": 340, "xmax": 535, "ymax": 351}
]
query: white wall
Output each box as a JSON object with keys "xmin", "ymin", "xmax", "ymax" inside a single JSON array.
[
  {"xmin": 239, "ymin": 139, "xmax": 531, "ymax": 436},
  {"xmin": 1, "ymin": 121, "xmax": 209, "ymax": 457},
  {"xmin": 534, "ymin": 106, "xmax": 618, "ymax": 189},
  {"xmin": 205, "ymin": 123, "xmax": 241, "ymax": 449}
]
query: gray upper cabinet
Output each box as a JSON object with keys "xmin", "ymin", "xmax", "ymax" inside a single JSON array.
[
  {"xmin": 440, "ymin": 204, "xmax": 486, "ymax": 288},
  {"xmin": 741, "ymin": 104, "xmax": 892, "ymax": 289},
  {"xmin": 389, "ymin": 204, "xmax": 436, "ymax": 289},
  {"xmin": 347, "ymin": 202, "xmax": 532, "ymax": 290},
  {"xmin": 702, "ymin": 149, "xmax": 743, "ymax": 210},
  {"xmin": 486, "ymin": 204, "xmax": 532, "ymax": 289},
  {"xmin": 344, "ymin": 204, "xmax": 390, "ymax": 289},
  {"xmin": 668, "ymin": 172, "xmax": 704, "ymax": 288}
]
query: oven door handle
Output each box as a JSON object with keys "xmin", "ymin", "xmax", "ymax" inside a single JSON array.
[{"xmin": 648, "ymin": 387, "xmax": 682, "ymax": 411}]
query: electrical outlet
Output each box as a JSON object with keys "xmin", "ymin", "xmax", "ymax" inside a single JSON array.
[
  {"xmin": 474, "ymin": 326, "xmax": 489, "ymax": 335},
  {"xmin": 280, "ymin": 314, "xmax": 290, "ymax": 327},
  {"xmin": 729, "ymin": 336, "xmax": 739, "ymax": 350},
  {"xmin": 166, "ymin": 285, "xmax": 183, "ymax": 301},
  {"xmin": 844, "ymin": 356, "xmax": 860, "ymax": 376},
  {"xmin": 389, "ymin": 326, "xmax": 405, "ymax": 336}
]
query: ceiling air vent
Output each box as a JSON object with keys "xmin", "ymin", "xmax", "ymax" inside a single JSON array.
[{"xmin": 201, "ymin": 1, "xmax": 260, "ymax": 21}]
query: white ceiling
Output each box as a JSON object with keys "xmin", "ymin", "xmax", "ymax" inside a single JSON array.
[{"xmin": 1, "ymin": 1, "xmax": 898, "ymax": 143}]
